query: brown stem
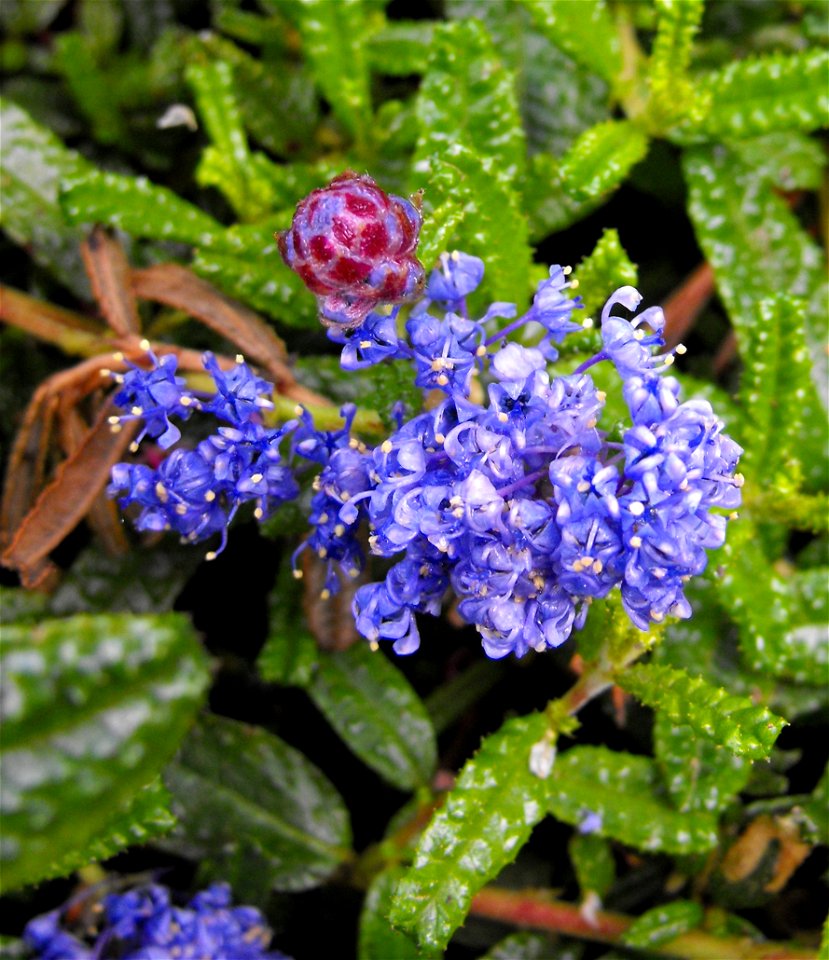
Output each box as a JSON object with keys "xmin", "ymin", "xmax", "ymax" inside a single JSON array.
[
  {"xmin": 0, "ymin": 284, "xmax": 108, "ymax": 356},
  {"xmin": 662, "ymin": 262, "xmax": 715, "ymax": 350},
  {"xmin": 713, "ymin": 330, "xmax": 738, "ymax": 376},
  {"xmin": 81, "ymin": 227, "xmax": 141, "ymax": 337}
]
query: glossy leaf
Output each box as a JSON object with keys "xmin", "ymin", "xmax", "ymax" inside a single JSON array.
[
  {"xmin": 557, "ymin": 121, "xmax": 649, "ymax": 202},
  {"xmin": 367, "ymin": 20, "xmax": 435, "ymax": 77},
  {"xmin": 518, "ymin": 0, "xmax": 622, "ymax": 84},
  {"xmin": 620, "ymin": 663, "xmax": 786, "ymax": 760},
  {"xmin": 654, "ymin": 713, "xmax": 751, "ymax": 815},
  {"xmin": 646, "ymin": 0, "xmax": 704, "ymax": 129},
  {"xmin": 548, "ymin": 747, "xmax": 720, "ymax": 854},
  {"xmin": 257, "ymin": 563, "xmax": 318, "ymax": 689},
  {"xmin": 0, "ymin": 98, "xmax": 90, "ymax": 295},
  {"xmin": 359, "ymin": 867, "xmax": 439, "ymax": 960},
  {"xmin": 389, "ymin": 712, "xmax": 553, "ymax": 952},
  {"xmin": 289, "ymin": 0, "xmax": 371, "ymax": 144},
  {"xmin": 523, "ymin": 153, "xmax": 601, "ymax": 240},
  {"xmin": 571, "ymin": 227, "xmax": 638, "ymax": 320},
  {"xmin": 308, "ymin": 644, "xmax": 437, "ymax": 791},
  {"xmin": 163, "ymin": 713, "xmax": 352, "ymax": 892},
  {"xmin": 622, "ymin": 900, "xmax": 704, "ymax": 949},
  {"xmin": 731, "ymin": 132, "xmax": 826, "ymax": 192},
  {"xmin": 412, "ymin": 19, "xmax": 526, "ymax": 188},
  {"xmin": 673, "ymin": 49, "xmax": 829, "ymax": 143},
  {"xmin": 0, "ymin": 612, "xmax": 209, "ymax": 892},
  {"xmin": 60, "ymin": 168, "xmax": 225, "ymax": 248},
  {"xmin": 569, "ymin": 832, "xmax": 616, "ymax": 898}
]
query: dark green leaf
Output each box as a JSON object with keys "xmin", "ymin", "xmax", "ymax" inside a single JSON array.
[
  {"xmin": 548, "ymin": 747, "xmax": 720, "ymax": 854},
  {"xmin": 802, "ymin": 763, "xmax": 828, "ymax": 846},
  {"xmin": 390, "ymin": 712, "xmax": 553, "ymax": 952},
  {"xmin": 308, "ymin": 644, "xmax": 437, "ymax": 791},
  {"xmin": 569, "ymin": 832, "xmax": 616, "ymax": 898},
  {"xmin": 673, "ymin": 49, "xmax": 829, "ymax": 143},
  {"xmin": 359, "ymin": 867, "xmax": 439, "ymax": 960},
  {"xmin": 412, "ymin": 20, "xmax": 526, "ymax": 188},
  {"xmin": 164, "ymin": 713, "xmax": 352, "ymax": 892},
  {"xmin": 54, "ymin": 33, "xmax": 126, "ymax": 146},
  {"xmin": 257, "ymin": 562, "xmax": 318, "ymax": 688},
  {"xmin": 0, "ymin": 0, "xmax": 66, "ymax": 34},
  {"xmin": 622, "ymin": 900, "xmax": 704, "ymax": 948},
  {"xmin": 571, "ymin": 228, "xmax": 638, "ymax": 320},
  {"xmin": 0, "ymin": 98, "xmax": 90, "ymax": 295},
  {"xmin": 425, "ymin": 660, "xmax": 500, "ymax": 736},
  {"xmin": 620, "ymin": 662, "xmax": 786, "ymax": 760},
  {"xmin": 0, "ymin": 586, "xmax": 49, "ymax": 625},
  {"xmin": 0, "ymin": 612, "xmax": 209, "ymax": 892},
  {"xmin": 480, "ymin": 931, "xmax": 558, "ymax": 960},
  {"xmin": 557, "ymin": 121, "xmax": 649, "ymax": 202},
  {"xmin": 367, "ymin": 21, "xmax": 436, "ymax": 76}
]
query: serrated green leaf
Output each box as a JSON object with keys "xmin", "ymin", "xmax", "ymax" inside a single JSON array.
[
  {"xmin": 417, "ymin": 146, "xmax": 532, "ymax": 306},
  {"xmin": 0, "ymin": 612, "xmax": 209, "ymax": 892},
  {"xmin": 558, "ymin": 121, "xmax": 649, "ymax": 202},
  {"xmin": 569, "ymin": 832, "xmax": 616, "ymax": 898},
  {"xmin": 290, "ymin": 0, "xmax": 371, "ymax": 144},
  {"xmin": 412, "ymin": 20, "xmax": 526, "ymax": 189},
  {"xmin": 446, "ymin": 0, "xmax": 610, "ymax": 158},
  {"xmin": 60, "ymin": 168, "xmax": 225, "ymax": 248},
  {"xmin": 654, "ymin": 713, "xmax": 751, "ymax": 815},
  {"xmin": 731, "ymin": 132, "xmax": 826, "ymax": 192},
  {"xmin": 308, "ymin": 644, "xmax": 437, "ymax": 791},
  {"xmin": 389, "ymin": 712, "xmax": 553, "ymax": 952},
  {"xmin": 518, "ymin": 0, "xmax": 622, "ymax": 85},
  {"xmin": 39, "ymin": 779, "xmax": 176, "ymax": 883},
  {"xmin": 480, "ymin": 931, "xmax": 559, "ymax": 960},
  {"xmin": 523, "ymin": 153, "xmax": 601, "ymax": 240},
  {"xmin": 163, "ymin": 713, "xmax": 352, "ymax": 892},
  {"xmin": 621, "ymin": 663, "xmax": 786, "ymax": 761},
  {"xmin": 673, "ymin": 49, "xmax": 829, "ymax": 143},
  {"xmin": 684, "ymin": 144, "xmax": 827, "ymax": 488},
  {"xmin": 359, "ymin": 867, "xmax": 439, "ymax": 960},
  {"xmin": 0, "ymin": 98, "xmax": 90, "ymax": 295},
  {"xmin": 571, "ymin": 228, "xmax": 638, "ymax": 320},
  {"xmin": 367, "ymin": 20, "xmax": 435, "ymax": 76},
  {"xmin": 622, "ymin": 900, "xmax": 704, "ymax": 949},
  {"xmin": 646, "ymin": 0, "xmax": 704, "ymax": 130},
  {"xmin": 548, "ymin": 747, "xmax": 720, "ymax": 854}
]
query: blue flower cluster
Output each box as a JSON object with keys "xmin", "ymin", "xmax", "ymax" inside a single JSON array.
[
  {"xmin": 24, "ymin": 882, "xmax": 290, "ymax": 959},
  {"xmin": 108, "ymin": 252, "xmax": 742, "ymax": 659}
]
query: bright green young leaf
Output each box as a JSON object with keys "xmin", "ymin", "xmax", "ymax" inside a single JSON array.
[
  {"xmin": 359, "ymin": 867, "xmax": 439, "ymax": 960},
  {"xmin": 0, "ymin": 612, "xmax": 209, "ymax": 893},
  {"xmin": 523, "ymin": 153, "xmax": 601, "ymax": 240},
  {"xmin": 163, "ymin": 713, "xmax": 352, "ymax": 892},
  {"xmin": 446, "ymin": 0, "xmax": 610, "ymax": 157},
  {"xmin": 389, "ymin": 711, "xmax": 553, "ymax": 952},
  {"xmin": 569, "ymin": 832, "xmax": 616, "ymax": 898},
  {"xmin": 307, "ymin": 644, "xmax": 437, "ymax": 791},
  {"xmin": 654, "ymin": 713, "xmax": 751, "ymax": 815},
  {"xmin": 548, "ymin": 747, "xmax": 720, "ymax": 854},
  {"xmin": 646, "ymin": 0, "xmax": 704, "ymax": 130},
  {"xmin": 557, "ymin": 121, "xmax": 649, "ymax": 202},
  {"xmin": 289, "ymin": 0, "xmax": 371, "ymax": 145},
  {"xmin": 620, "ymin": 662, "xmax": 786, "ymax": 761},
  {"xmin": 480, "ymin": 931, "xmax": 559, "ymax": 960},
  {"xmin": 366, "ymin": 20, "xmax": 436, "ymax": 77},
  {"xmin": 518, "ymin": 0, "xmax": 622, "ymax": 85},
  {"xmin": 54, "ymin": 32, "xmax": 126, "ymax": 146},
  {"xmin": 60, "ymin": 168, "xmax": 225, "ymax": 248},
  {"xmin": 39, "ymin": 779, "xmax": 176, "ymax": 884},
  {"xmin": 622, "ymin": 900, "xmax": 704, "ymax": 949},
  {"xmin": 571, "ymin": 228, "xmax": 638, "ymax": 320},
  {"xmin": 0, "ymin": 98, "xmax": 90, "ymax": 295},
  {"xmin": 412, "ymin": 19, "xmax": 526, "ymax": 189},
  {"xmin": 673, "ymin": 49, "xmax": 829, "ymax": 143}
]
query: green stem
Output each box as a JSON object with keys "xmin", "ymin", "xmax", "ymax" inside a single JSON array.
[{"xmin": 271, "ymin": 394, "xmax": 386, "ymax": 438}]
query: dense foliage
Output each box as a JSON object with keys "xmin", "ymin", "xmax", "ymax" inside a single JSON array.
[{"xmin": 1, "ymin": 1, "xmax": 827, "ymax": 958}]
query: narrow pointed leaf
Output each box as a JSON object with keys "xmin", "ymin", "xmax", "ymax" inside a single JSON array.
[
  {"xmin": 54, "ymin": 32, "xmax": 125, "ymax": 146},
  {"xmin": 547, "ymin": 747, "xmax": 720, "ymax": 854},
  {"xmin": 647, "ymin": 0, "xmax": 704, "ymax": 129},
  {"xmin": 257, "ymin": 566, "xmax": 318, "ymax": 689},
  {"xmin": 359, "ymin": 867, "xmax": 439, "ymax": 960},
  {"xmin": 558, "ymin": 121, "xmax": 649, "ymax": 202},
  {"xmin": 524, "ymin": 153, "xmax": 601, "ymax": 239},
  {"xmin": 622, "ymin": 901, "xmax": 704, "ymax": 949},
  {"xmin": 163, "ymin": 713, "xmax": 352, "ymax": 892},
  {"xmin": 571, "ymin": 228, "xmax": 638, "ymax": 319},
  {"xmin": 389, "ymin": 712, "xmax": 552, "ymax": 952},
  {"xmin": 307, "ymin": 644, "xmax": 437, "ymax": 791},
  {"xmin": 620, "ymin": 663, "xmax": 786, "ymax": 760},
  {"xmin": 0, "ymin": 612, "xmax": 209, "ymax": 892},
  {"xmin": 569, "ymin": 832, "xmax": 616, "ymax": 898}
]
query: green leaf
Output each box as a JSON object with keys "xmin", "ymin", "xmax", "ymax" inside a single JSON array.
[
  {"xmin": 646, "ymin": 0, "xmax": 704, "ymax": 130},
  {"xmin": 673, "ymin": 49, "xmax": 829, "ymax": 143},
  {"xmin": 54, "ymin": 32, "xmax": 126, "ymax": 146},
  {"xmin": 412, "ymin": 20, "xmax": 526, "ymax": 189},
  {"xmin": 257, "ymin": 562, "xmax": 318, "ymax": 688},
  {"xmin": 61, "ymin": 168, "xmax": 225, "ymax": 248},
  {"xmin": 569, "ymin": 832, "xmax": 616, "ymax": 898},
  {"xmin": 0, "ymin": 98, "xmax": 90, "ymax": 295},
  {"xmin": 367, "ymin": 20, "xmax": 436, "ymax": 76},
  {"xmin": 163, "ymin": 713, "xmax": 352, "ymax": 892},
  {"xmin": 359, "ymin": 867, "xmax": 439, "ymax": 960},
  {"xmin": 480, "ymin": 931, "xmax": 558, "ymax": 960},
  {"xmin": 308, "ymin": 644, "xmax": 437, "ymax": 791},
  {"xmin": 39, "ymin": 779, "xmax": 176, "ymax": 883},
  {"xmin": 425, "ymin": 660, "xmax": 500, "ymax": 736},
  {"xmin": 548, "ymin": 747, "xmax": 720, "ymax": 854},
  {"xmin": 620, "ymin": 663, "xmax": 786, "ymax": 761},
  {"xmin": 684, "ymin": 144, "xmax": 827, "ymax": 487},
  {"xmin": 389, "ymin": 712, "xmax": 553, "ymax": 952},
  {"xmin": 557, "ymin": 121, "xmax": 649, "ymax": 202},
  {"xmin": 289, "ymin": 0, "xmax": 371, "ymax": 144},
  {"xmin": 730, "ymin": 132, "xmax": 826, "ymax": 192},
  {"xmin": 622, "ymin": 900, "xmax": 704, "ymax": 949},
  {"xmin": 0, "ymin": 612, "xmax": 209, "ymax": 892},
  {"xmin": 0, "ymin": 586, "xmax": 49, "ymax": 625},
  {"xmin": 571, "ymin": 228, "xmax": 638, "ymax": 320},
  {"xmin": 801, "ymin": 762, "xmax": 828, "ymax": 846},
  {"xmin": 518, "ymin": 0, "xmax": 622, "ymax": 84},
  {"xmin": 821, "ymin": 912, "xmax": 829, "ymax": 960},
  {"xmin": 654, "ymin": 713, "xmax": 751, "ymax": 815},
  {"xmin": 523, "ymin": 153, "xmax": 601, "ymax": 240}
]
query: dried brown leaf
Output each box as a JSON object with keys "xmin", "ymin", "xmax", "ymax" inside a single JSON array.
[{"xmin": 81, "ymin": 227, "xmax": 141, "ymax": 337}]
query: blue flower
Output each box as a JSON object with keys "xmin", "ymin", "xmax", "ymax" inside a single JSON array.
[{"xmin": 424, "ymin": 250, "xmax": 485, "ymax": 305}]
